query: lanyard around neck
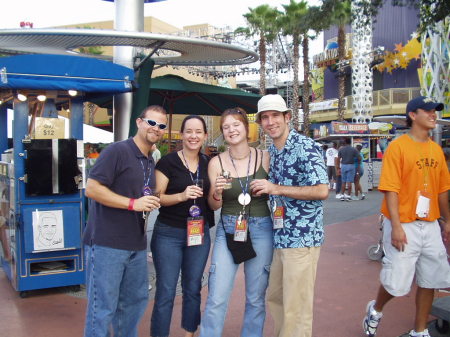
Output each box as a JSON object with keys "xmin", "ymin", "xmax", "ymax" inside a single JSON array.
[
  {"xmin": 408, "ymin": 134, "xmax": 433, "ymax": 191},
  {"xmin": 139, "ymin": 157, "xmax": 152, "ymax": 187},
  {"xmin": 229, "ymin": 148, "xmax": 252, "ymax": 195},
  {"xmin": 181, "ymin": 150, "xmax": 200, "ymax": 184}
]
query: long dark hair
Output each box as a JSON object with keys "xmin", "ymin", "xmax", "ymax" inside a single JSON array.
[{"xmin": 180, "ymin": 115, "xmax": 208, "ymax": 134}]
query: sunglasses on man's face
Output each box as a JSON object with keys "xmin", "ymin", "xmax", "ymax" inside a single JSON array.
[{"xmin": 141, "ymin": 118, "xmax": 167, "ymax": 130}]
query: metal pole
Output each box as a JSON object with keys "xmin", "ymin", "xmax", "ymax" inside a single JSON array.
[{"xmin": 113, "ymin": 0, "xmax": 144, "ymax": 141}]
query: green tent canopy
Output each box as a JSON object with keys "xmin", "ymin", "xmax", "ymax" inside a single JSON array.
[{"xmin": 92, "ymin": 74, "xmax": 261, "ymax": 116}]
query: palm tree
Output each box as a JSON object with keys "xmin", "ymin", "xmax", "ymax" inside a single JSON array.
[
  {"xmin": 280, "ymin": 1, "xmax": 323, "ymax": 136},
  {"xmin": 236, "ymin": 5, "xmax": 280, "ymax": 95},
  {"xmin": 321, "ymin": 0, "xmax": 352, "ymax": 122},
  {"xmin": 279, "ymin": 0, "xmax": 308, "ymax": 132}
]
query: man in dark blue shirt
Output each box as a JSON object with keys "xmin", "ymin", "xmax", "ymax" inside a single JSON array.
[
  {"xmin": 83, "ymin": 105, "xmax": 167, "ymax": 337},
  {"xmin": 336, "ymin": 137, "xmax": 360, "ymax": 201}
]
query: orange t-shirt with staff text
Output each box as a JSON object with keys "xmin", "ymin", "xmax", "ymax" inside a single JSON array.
[{"xmin": 379, "ymin": 134, "xmax": 450, "ymax": 223}]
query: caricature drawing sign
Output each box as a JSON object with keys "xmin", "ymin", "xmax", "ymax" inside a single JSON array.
[{"xmin": 32, "ymin": 210, "xmax": 64, "ymax": 251}]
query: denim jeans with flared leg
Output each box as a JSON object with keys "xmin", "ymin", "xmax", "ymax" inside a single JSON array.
[
  {"xmin": 199, "ymin": 214, "xmax": 273, "ymax": 337},
  {"xmin": 150, "ymin": 220, "xmax": 211, "ymax": 337}
]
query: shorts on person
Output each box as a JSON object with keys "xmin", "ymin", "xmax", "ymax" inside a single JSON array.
[
  {"xmin": 380, "ymin": 217, "xmax": 450, "ymax": 296},
  {"xmin": 341, "ymin": 164, "xmax": 356, "ymax": 183}
]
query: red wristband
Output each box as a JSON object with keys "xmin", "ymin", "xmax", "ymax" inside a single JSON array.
[
  {"xmin": 212, "ymin": 193, "xmax": 222, "ymax": 202},
  {"xmin": 128, "ymin": 198, "xmax": 135, "ymax": 211}
]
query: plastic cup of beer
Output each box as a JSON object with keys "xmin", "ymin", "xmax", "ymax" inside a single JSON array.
[
  {"xmin": 194, "ymin": 179, "xmax": 203, "ymax": 190},
  {"xmin": 222, "ymin": 171, "xmax": 232, "ymax": 190}
]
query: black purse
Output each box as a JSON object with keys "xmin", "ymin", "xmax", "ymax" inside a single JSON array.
[
  {"xmin": 224, "ymin": 229, "xmax": 256, "ymax": 264},
  {"xmin": 220, "ymin": 149, "xmax": 259, "ymax": 264}
]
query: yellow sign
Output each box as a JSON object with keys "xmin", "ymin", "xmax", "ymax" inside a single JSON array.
[{"xmin": 34, "ymin": 117, "xmax": 65, "ymax": 139}]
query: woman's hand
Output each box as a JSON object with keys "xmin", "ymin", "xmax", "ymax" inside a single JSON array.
[
  {"xmin": 182, "ymin": 185, "xmax": 203, "ymax": 201},
  {"xmin": 214, "ymin": 174, "xmax": 227, "ymax": 197}
]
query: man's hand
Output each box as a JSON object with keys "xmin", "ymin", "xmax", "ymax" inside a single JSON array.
[
  {"xmin": 250, "ymin": 179, "xmax": 278, "ymax": 196},
  {"xmin": 391, "ymin": 225, "xmax": 408, "ymax": 252},
  {"xmin": 441, "ymin": 219, "xmax": 450, "ymax": 244},
  {"xmin": 133, "ymin": 195, "xmax": 160, "ymax": 212}
]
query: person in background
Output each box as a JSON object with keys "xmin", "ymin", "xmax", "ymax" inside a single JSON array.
[
  {"xmin": 152, "ymin": 143, "xmax": 161, "ymax": 164},
  {"xmin": 151, "ymin": 115, "xmax": 214, "ymax": 337},
  {"xmin": 353, "ymin": 144, "xmax": 366, "ymax": 200},
  {"xmin": 363, "ymin": 96, "xmax": 450, "ymax": 337},
  {"xmin": 199, "ymin": 107, "xmax": 273, "ymax": 337},
  {"xmin": 83, "ymin": 105, "xmax": 166, "ymax": 337},
  {"xmin": 334, "ymin": 140, "xmax": 343, "ymax": 199},
  {"xmin": 325, "ymin": 142, "xmax": 338, "ymax": 191},
  {"xmin": 322, "ymin": 144, "xmax": 328, "ymax": 165},
  {"xmin": 336, "ymin": 138, "xmax": 360, "ymax": 201},
  {"xmin": 254, "ymin": 94, "xmax": 329, "ymax": 337}
]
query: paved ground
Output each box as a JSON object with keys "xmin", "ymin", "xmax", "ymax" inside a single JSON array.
[{"xmin": 1, "ymin": 190, "xmax": 449, "ymax": 337}]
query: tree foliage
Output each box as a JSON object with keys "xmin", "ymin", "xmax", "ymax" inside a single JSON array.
[{"xmin": 236, "ymin": 5, "xmax": 281, "ymax": 95}]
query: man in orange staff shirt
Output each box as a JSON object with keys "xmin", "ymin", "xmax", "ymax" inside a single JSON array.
[{"xmin": 363, "ymin": 96, "xmax": 450, "ymax": 337}]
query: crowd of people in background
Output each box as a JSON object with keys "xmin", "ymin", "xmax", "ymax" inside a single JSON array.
[
  {"xmin": 80, "ymin": 95, "xmax": 449, "ymax": 337},
  {"xmin": 323, "ymin": 138, "xmax": 367, "ymax": 202}
]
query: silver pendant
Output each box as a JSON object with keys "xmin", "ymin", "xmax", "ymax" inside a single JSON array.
[{"xmin": 238, "ymin": 193, "xmax": 251, "ymax": 206}]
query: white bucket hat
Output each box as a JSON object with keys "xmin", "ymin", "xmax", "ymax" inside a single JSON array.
[{"xmin": 256, "ymin": 94, "xmax": 292, "ymax": 123}]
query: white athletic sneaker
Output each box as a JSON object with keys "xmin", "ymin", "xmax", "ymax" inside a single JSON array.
[
  {"xmin": 344, "ymin": 194, "xmax": 351, "ymax": 201},
  {"xmin": 409, "ymin": 329, "xmax": 430, "ymax": 337},
  {"xmin": 351, "ymin": 196, "xmax": 359, "ymax": 201},
  {"xmin": 336, "ymin": 194, "xmax": 343, "ymax": 199},
  {"xmin": 363, "ymin": 300, "xmax": 382, "ymax": 337},
  {"xmin": 360, "ymin": 194, "xmax": 366, "ymax": 200}
]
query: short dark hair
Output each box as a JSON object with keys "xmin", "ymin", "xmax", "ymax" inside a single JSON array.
[
  {"xmin": 344, "ymin": 138, "xmax": 351, "ymax": 145},
  {"xmin": 406, "ymin": 111, "xmax": 413, "ymax": 128},
  {"xmin": 138, "ymin": 105, "xmax": 167, "ymax": 119},
  {"xmin": 180, "ymin": 115, "xmax": 208, "ymax": 134}
]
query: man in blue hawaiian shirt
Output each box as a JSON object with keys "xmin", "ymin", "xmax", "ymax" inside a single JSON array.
[{"xmin": 251, "ymin": 94, "xmax": 329, "ymax": 337}]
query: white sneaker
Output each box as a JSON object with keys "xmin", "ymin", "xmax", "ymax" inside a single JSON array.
[
  {"xmin": 336, "ymin": 194, "xmax": 343, "ymax": 199},
  {"xmin": 360, "ymin": 194, "xmax": 366, "ymax": 200},
  {"xmin": 363, "ymin": 300, "xmax": 382, "ymax": 337},
  {"xmin": 344, "ymin": 194, "xmax": 351, "ymax": 201},
  {"xmin": 351, "ymin": 196, "xmax": 359, "ymax": 201},
  {"xmin": 409, "ymin": 329, "xmax": 430, "ymax": 337}
]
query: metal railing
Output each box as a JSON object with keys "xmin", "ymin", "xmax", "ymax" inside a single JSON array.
[{"xmin": 311, "ymin": 87, "xmax": 421, "ymax": 120}]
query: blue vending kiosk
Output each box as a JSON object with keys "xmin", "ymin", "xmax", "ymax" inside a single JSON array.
[{"xmin": 0, "ymin": 54, "xmax": 134, "ymax": 297}]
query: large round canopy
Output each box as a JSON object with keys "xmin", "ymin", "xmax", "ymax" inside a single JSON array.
[{"xmin": 0, "ymin": 29, "xmax": 258, "ymax": 66}]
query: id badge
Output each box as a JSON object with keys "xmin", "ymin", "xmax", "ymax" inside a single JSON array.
[
  {"xmin": 272, "ymin": 198, "xmax": 284, "ymax": 229},
  {"xmin": 415, "ymin": 191, "xmax": 430, "ymax": 218},
  {"xmin": 234, "ymin": 214, "xmax": 248, "ymax": 242},
  {"xmin": 187, "ymin": 216, "xmax": 204, "ymax": 246}
]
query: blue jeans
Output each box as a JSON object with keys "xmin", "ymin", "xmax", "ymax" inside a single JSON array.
[
  {"xmin": 199, "ymin": 215, "xmax": 273, "ymax": 337},
  {"xmin": 150, "ymin": 220, "xmax": 211, "ymax": 337},
  {"xmin": 84, "ymin": 245, "xmax": 149, "ymax": 337}
]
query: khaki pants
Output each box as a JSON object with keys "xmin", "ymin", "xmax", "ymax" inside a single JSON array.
[{"xmin": 267, "ymin": 246, "xmax": 321, "ymax": 337}]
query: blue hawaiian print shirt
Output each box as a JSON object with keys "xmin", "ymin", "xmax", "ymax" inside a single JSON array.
[{"xmin": 268, "ymin": 130, "xmax": 328, "ymax": 249}]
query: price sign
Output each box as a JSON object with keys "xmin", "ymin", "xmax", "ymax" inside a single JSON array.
[{"xmin": 34, "ymin": 117, "xmax": 65, "ymax": 139}]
